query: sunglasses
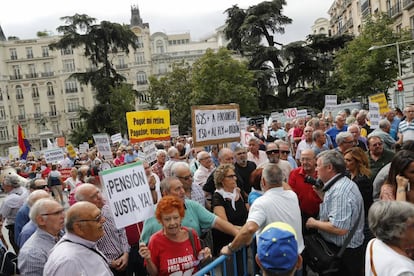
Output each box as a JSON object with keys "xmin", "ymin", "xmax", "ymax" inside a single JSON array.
[
  {"xmin": 266, "ymin": 150, "xmax": 280, "ymax": 154},
  {"xmin": 279, "ymin": 150, "xmax": 290, "ymax": 154}
]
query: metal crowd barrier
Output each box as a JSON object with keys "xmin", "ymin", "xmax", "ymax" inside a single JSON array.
[{"xmin": 194, "ymin": 244, "xmax": 257, "ymax": 276}]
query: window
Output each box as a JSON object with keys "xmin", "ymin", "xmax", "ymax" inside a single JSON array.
[
  {"xmin": 63, "ymin": 59, "xmax": 75, "ymax": 72},
  {"xmin": 26, "ymin": 47, "xmax": 34, "ymax": 59},
  {"xmin": 135, "ymin": 52, "xmax": 145, "ymax": 64},
  {"xmin": 47, "ymin": 82, "xmax": 54, "ymax": 96},
  {"xmin": 0, "ymin": 107, "xmax": 6, "ymax": 120},
  {"xmin": 136, "ymin": 72, "xmax": 147, "ymax": 85},
  {"xmin": 61, "ymin": 46, "xmax": 73, "ymax": 55},
  {"xmin": 49, "ymin": 103, "xmax": 57, "ymax": 116},
  {"xmin": 52, "ymin": 122, "xmax": 59, "ymax": 133},
  {"xmin": 34, "ymin": 103, "xmax": 41, "ymax": 118},
  {"xmin": 16, "ymin": 85, "xmax": 23, "ymax": 100},
  {"xmin": 70, "ymin": 119, "xmax": 82, "ymax": 129},
  {"xmin": 42, "ymin": 46, "xmax": 49, "ymax": 57},
  {"xmin": 156, "ymin": 40, "xmax": 164, "ymax": 54},
  {"xmin": 157, "ymin": 63, "xmax": 167, "ymax": 74},
  {"xmin": 28, "ymin": 64, "xmax": 37, "ymax": 78},
  {"xmin": 10, "ymin": 48, "xmax": 17, "ymax": 60},
  {"xmin": 12, "ymin": 65, "xmax": 21, "ymax": 79},
  {"xmin": 67, "ymin": 98, "xmax": 80, "ymax": 112},
  {"xmin": 32, "ymin": 84, "xmax": 39, "ymax": 98},
  {"xmin": 64, "ymin": 79, "xmax": 78, "ymax": 93},
  {"xmin": 0, "ymin": 127, "xmax": 8, "ymax": 140},
  {"xmin": 135, "ymin": 36, "xmax": 144, "ymax": 48},
  {"xmin": 117, "ymin": 56, "xmax": 127, "ymax": 69},
  {"xmin": 42, "ymin": 62, "xmax": 53, "ymax": 77},
  {"xmin": 18, "ymin": 105, "xmax": 25, "ymax": 120}
]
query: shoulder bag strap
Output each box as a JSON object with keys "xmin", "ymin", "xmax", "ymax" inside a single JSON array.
[
  {"xmin": 336, "ymin": 207, "xmax": 362, "ymax": 257},
  {"xmin": 187, "ymin": 228, "xmax": 197, "ymax": 258},
  {"xmin": 369, "ymin": 240, "xmax": 378, "ymax": 276}
]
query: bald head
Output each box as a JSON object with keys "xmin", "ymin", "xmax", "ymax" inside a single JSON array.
[
  {"xmin": 218, "ymin": 148, "xmax": 234, "ymax": 164},
  {"xmin": 27, "ymin": 189, "xmax": 51, "ymax": 207},
  {"xmin": 75, "ymin": 183, "xmax": 105, "ymax": 209}
]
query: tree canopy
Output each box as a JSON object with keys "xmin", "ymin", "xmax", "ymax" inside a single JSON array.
[{"xmin": 50, "ymin": 14, "xmax": 138, "ymax": 142}]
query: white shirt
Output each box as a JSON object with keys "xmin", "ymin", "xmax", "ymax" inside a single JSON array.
[
  {"xmin": 193, "ymin": 165, "xmax": 214, "ymax": 187},
  {"xmin": 247, "ymin": 150, "xmax": 268, "ymax": 167}
]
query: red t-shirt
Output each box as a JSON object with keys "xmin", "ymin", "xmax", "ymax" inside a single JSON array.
[
  {"xmin": 148, "ymin": 227, "xmax": 201, "ymax": 276},
  {"xmin": 288, "ymin": 167, "xmax": 322, "ymax": 217}
]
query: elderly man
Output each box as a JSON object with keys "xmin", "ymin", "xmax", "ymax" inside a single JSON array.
[
  {"xmin": 141, "ymin": 177, "xmax": 239, "ymax": 244},
  {"xmin": 335, "ymin": 131, "xmax": 355, "ymax": 155},
  {"xmin": 356, "ymin": 110, "xmax": 372, "ymax": 138},
  {"xmin": 288, "ymin": 149, "xmax": 321, "ymax": 234},
  {"xmin": 247, "ymin": 136, "xmax": 268, "ymax": 167},
  {"xmin": 43, "ymin": 201, "xmax": 113, "ymax": 275},
  {"xmin": 162, "ymin": 146, "xmax": 180, "ymax": 178},
  {"xmin": 326, "ymin": 115, "xmax": 347, "ymax": 148},
  {"xmin": 312, "ymin": 129, "xmax": 328, "ymax": 156},
  {"xmin": 18, "ymin": 198, "xmax": 64, "ymax": 276},
  {"xmin": 259, "ymin": 142, "xmax": 292, "ymax": 183},
  {"xmin": 0, "ymin": 174, "xmax": 29, "ymax": 253},
  {"xmin": 234, "ymin": 144, "xmax": 256, "ymax": 192},
  {"xmin": 398, "ymin": 105, "xmax": 414, "ymax": 144},
  {"xmin": 306, "ymin": 150, "xmax": 365, "ymax": 276},
  {"xmin": 151, "ymin": 149, "xmax": 166, "ymax": 181},
  {"xmin": 193, "ymin": 151, "xmax": 215, "ymax": 187},
  {"xmin": 367, "ymin": 136, "xmax": 394, "ymax": 181},
  {"xmin": 124, "ymin": 146, "xmax": 139, "ymax": 164},
  {"xmin": 385, "ymin": 109, "xmax": 400, "ymax": 140},
  {"xmin": 17, "ymin": 190, "xmax": 51, "ymax": 248},
  {"xmin": 368, "ymin": 119, "xmax": 396, "ymax": 150},
  {"xmin": 75, "ymin": 184, "xmax": 129, "ymax": 276},
  {"xmin": 172, "ymin": 162, "xmax": 205, "ymax": 206},
  {"xmin": 347, "ymin": 124, "xmax": 367, "ymax": 151},
  {"xmin": 221, "ymin": 164, "xmax": 304, "ymax": 275},
  {"xmin": 14, "ymin": 177, "xmax": 49, "ymax": 246},
  {"xmin": 275, "ymin": 140, "xmax": 298, "ymax": 169},
  {"xmin": 295, "ymin": 126, "xmax": 313, "ymax": 163}
]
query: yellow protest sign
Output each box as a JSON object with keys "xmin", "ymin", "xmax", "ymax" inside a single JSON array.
[
  {"xmin": 126, "ymin": 110, "xmax": 170, "ymax": 143},
  {"xmin": 368, "ymin": 93, "xmax": 390, "ymax": 114},
  {"xmin": 66, "ymin": 144, "xmax": 77, "ymax": 159}
]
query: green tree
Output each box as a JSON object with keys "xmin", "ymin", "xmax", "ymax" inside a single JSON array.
[
  {"xmin": 334, "ymin": 14, "xmax": 412, "ymax": 99},
  {"xmin": 191, "ymin": 48, "xmax": 258, "ymax": 115},
  {"xmin": 50, "ymin": 14, "xmax": 137, "ymax": 140},
  {"xmin": 147, "ymin": 62, "xmax": 193, "ymax": 134}
]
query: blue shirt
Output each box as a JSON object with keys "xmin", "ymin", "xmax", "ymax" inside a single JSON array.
[
  {"xmin": 18, "ymin": 220, "xmax": 37, "ymax": 248},
  {"xmin": 326, "ymin": 126, "xmax": 347, "ymax": 148},
  {"xmin": 14, "ymin": 203, "xmax": 30, "ymax": 245}
]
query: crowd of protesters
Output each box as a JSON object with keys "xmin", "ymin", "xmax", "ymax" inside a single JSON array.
[{"xmin": 0, "ymin": 104, "xmax": 413, "ymax": 275}]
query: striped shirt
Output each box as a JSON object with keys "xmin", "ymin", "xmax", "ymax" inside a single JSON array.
[
  {"xmin": 319, "ymin": 175, "xmax": 364, "ymax": 248},
  {"xmin": 97, "ymin": 204, "xmax": 130, "ymax": 262},
  {"xmin": 398, "ymin": 120, "xmax": 414, "ymax": 142}
]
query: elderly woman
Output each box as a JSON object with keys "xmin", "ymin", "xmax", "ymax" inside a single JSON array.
[
  {"xmin": 366, "ymin": 200, "xmax": 414, "ymax": 274},
  {"xmin": 139, "ymin": 196, "xmax": 211, "ymax": 276},
  {"xmin": 212, "ymin": 164, "xmax": 248, "ymax": 274}
]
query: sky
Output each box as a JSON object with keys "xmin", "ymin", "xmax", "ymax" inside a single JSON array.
[{"xmin": 0, "ymin": 0, "xmax": 332, "ymax": 44}]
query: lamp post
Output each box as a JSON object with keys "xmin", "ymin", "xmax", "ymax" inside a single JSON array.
[{"xmin": 368, "ymin": 39, "xmax": 414, "ymax": 108}]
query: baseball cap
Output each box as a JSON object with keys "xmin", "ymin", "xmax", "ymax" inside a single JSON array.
[{"xmin": 257, "ymin": 222, "xmax": 298, "ymax": 274}]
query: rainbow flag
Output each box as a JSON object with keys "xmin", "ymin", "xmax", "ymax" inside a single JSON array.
[{"xmin": 17, "ymin": 125, "xmax": 31, "ymax": 159}]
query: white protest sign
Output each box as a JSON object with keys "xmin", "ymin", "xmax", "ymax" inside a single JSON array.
[
  {"xmin": 100, "ymin": 161, "xmax": 155, "ymax": 229},
  {"xmin": 111, "ymin": 133, "xmax": 123, "ymax": 145},
  {"xmin": 240, "ymin": 130, "xmax": 254, "ymax": 147},
  {"xmin": 93, "ymin": 134, "xmax": 113, "ymax": 161},
  {"xmin": 170, "ymin": 125, "xmax": 179, "ymax": 138},
  {"xmin": 43, "ymin": 148, "xmax": 65, "ymax": 164},
  {"xmin": 369, "ymin": 102, "xmax": 380, "ymax": 130},
  {"xmin": 79, "ymin": 142, "xmax": 89, "ymax": 153},
  {"xmin": 283, "ymin": 108, "xmax": 297, "ymax": 119},
  {"xmin": 142, "ymin": 141, "xmax": 157, "ymax": 164},
  {"xmin": 297, "ymin": 109, "xmax": 307, "ymax": 118},
  {"xmin": 192, "ymin": 104, "xmax": 240, "ymax": 147},
  {"xmin": 8, "ymin": 146, "xmax": 19, "ymax": 161},
  {"xmin": 325, "ymin": 95, "xmax": 337, "ymax": 111},
  {"xmin": 240, "ymin": 117, "xmax": 248, "ymax": 132}
]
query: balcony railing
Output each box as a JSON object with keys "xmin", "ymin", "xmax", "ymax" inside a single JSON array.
[
  {"xmin": 10, "ymin": 75, "xmax": 22, "ymax": 80},
  {"xmin": 33, "ymin": 113, "xmax": 42, "ymax": 119},
  {"xmin": 25, "ymin": 73, "xmax": 38, "ymax": 79},
  {"xmin": 49, "ymin": 111, "xmax": 57, "ymax": 117},
  {"xmin": 65, "ymin": 88, "xmax": 78, "ymax": 93},
  {"xmin": 17, "ymin": 114, "xmax": 26, "ymax": 120},
  {"xmin": 41, "ymin": 72, "xmax": 54, "ymax": 77},
  {"xmin": 137, "ymin": 80, "xmax": 148, "ymax": 85},
  {"xmin": 116, "ymin": 64, "xmax": 128, "ymax": 69},
  {"xmin": 388, "ymin": 2, "xmax": 402, "ymax": 18}
]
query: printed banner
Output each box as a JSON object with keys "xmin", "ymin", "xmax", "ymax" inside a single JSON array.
[{"xmin": 126, "ymin": 110, "xmax": 171, "ymax": 143}]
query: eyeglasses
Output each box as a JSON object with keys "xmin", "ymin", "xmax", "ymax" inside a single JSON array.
[
  {"xmin": 236, "ymin": 152, "xmax": 247, "ymax": 155},
  {"xmin": 199, "ymin": 156, "xmax": 211, "ymax": 161},
  {"xmin": 41, "ymin": 208, "xmax": 64, "ymax": 216},
  {"xmin": 343, "ymin": 140, "xmax": 354, "ymax": 144},
  {"xmin": 32, "ymin": 184, "xmax": 48, "ymax": 190},
  {"xmin": 75, "ymin": 213, "xmax": 103, "ymax": 223},
  {"xmin": 177, "ymin": 175, "xmax": 192, "ymax": 181},
  {"xmin": 266, "ymin": 149, "xmax": 279, "ymax": 155},
  {"xmin": 224, "ymin": 174, "xmax": 237, "ymax": 178},
  {"xmin": 279, "ymin": 150, "xmax": 290, "ymax": 154}
]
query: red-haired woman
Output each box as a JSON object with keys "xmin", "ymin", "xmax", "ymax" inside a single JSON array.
[{"xmin": 139, "ymin": 195, "xmax": 211, "ymax": 276}]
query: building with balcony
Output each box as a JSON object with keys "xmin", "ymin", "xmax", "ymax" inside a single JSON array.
[{"xmin": 0, "ymin": 5, "xmax": 225, "ymax": 156}]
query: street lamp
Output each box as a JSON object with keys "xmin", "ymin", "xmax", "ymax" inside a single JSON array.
[{"xmin": 368, "ymin": 39, "xmax": 414, "ymax": 108}]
